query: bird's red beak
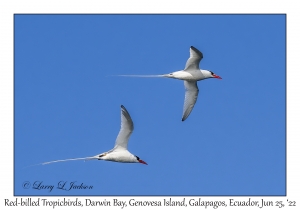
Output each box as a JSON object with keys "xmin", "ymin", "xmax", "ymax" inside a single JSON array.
[
  {"xmin": 138, "ymin": 159, "xmax": 148, "ymax": 165},
  {"xmin": 213, "ymin": 74, "xmax": 222, "ymax": 79}
]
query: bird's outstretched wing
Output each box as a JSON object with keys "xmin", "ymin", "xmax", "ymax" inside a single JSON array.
[
  {"xmin": 113, "ymin": 105, "xmax": 134, "ymax": 151},
  {"xmin": 182, "ymin": 81, "xmax": 199, "ymax": 121},
  {"xmin": 184, "ymin": 46, "xmax": 203, "ymax": 71}
]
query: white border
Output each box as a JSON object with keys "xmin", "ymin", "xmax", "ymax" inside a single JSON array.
[{"xmin": 1, "ymin": 1, "xmax": 299, "ymax": 209}]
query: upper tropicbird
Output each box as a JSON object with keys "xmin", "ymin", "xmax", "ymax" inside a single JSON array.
[
  {"xmin": 116, "ymin": 46, "xmax": 222, "ymax": 121},
  {"xmin": 33, "ymin": 105, "xmax": 147, "ymax": 166}
]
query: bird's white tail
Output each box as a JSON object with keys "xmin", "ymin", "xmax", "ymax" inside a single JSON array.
[
  {"xmin": 108, "ymin": 74, "xmax": 166, "ymax": 78},
  {"xmin": 41, "ymin": 156, "xmax": 98, "ymax": 165},
  {"xmin": 25, "ymin": 156, "xmax": 99, "ymax": 168}
]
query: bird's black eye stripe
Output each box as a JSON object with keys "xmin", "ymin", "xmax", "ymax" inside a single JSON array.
[
  {"xmin": 210, "ymin": 71, "xmax": 215, "ymax": 75},
  {"xmin": 135, "ymin": 155, "xmax": 140, "ymax": 160}
]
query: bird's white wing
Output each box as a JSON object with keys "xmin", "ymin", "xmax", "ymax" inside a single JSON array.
[
  {"xmin": 184, "ymin": 46, "xmax": 203, "ymax": 71},
  {"xmin": 113, "ymin": 105, "xmax": 134, "ymax": 151},
  {"xmin": 182, "ymin": 81, "xmax": 199, "ymax": 121}
]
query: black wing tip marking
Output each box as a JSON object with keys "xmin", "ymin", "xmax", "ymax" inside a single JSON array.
[
  {"xmin": 190, "ymin": 46, "xmax": 203, "ymax": 59},
  {"xmin": 120, "ymin": 105, "xmax": 134, "ymax": 126},
  {"xmin": 120, "ymin": 105, "xmax": 129, "ymax": 115},
  {"xmin": 120, "ymin": 105, "xmax": 129, "ymax": 113}
]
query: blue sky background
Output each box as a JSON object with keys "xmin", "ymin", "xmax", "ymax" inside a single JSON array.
[{"xmin": 14, "ymin": 14, "xmax": 286, "ymax": 196}]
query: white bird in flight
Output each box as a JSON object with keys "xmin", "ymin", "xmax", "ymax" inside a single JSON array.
[
  {"xmin": 34, "ymin": 105, "xmax": 147, "ymax": 166},
  {"xmin": 116, "ymin": 46, "xmax": 222, "ymax": 121}
]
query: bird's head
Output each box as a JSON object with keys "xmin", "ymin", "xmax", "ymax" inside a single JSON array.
[
  {"xmin": 201, "ymin": 70, "xmax": 222, "ymax": 79},
  {"xmin": 135, "ymin": 155, "xmax": 148, "ymax": 165}
]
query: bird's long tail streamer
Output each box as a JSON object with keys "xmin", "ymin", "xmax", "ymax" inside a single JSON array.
[
  {"xmin": 108, "ymin": 74, "xmax": 166, "ymax": 78},
  {"xmin": 24, "ymin": 156, "xmax": 98, "ymax": 168}
]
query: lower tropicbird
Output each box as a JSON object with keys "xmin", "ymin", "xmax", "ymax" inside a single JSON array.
[{"xmin": 33, "ymin": 105, "xmax": 147, "ymax": 166}]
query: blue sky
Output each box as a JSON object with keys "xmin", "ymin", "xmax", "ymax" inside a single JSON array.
[{"xmin": 14, "ymin": 14, "xmax": 286, "ymax": 196}]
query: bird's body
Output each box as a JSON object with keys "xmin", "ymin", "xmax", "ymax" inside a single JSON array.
[
  {"xmin": 99, "ymin": 150, "xmax": 139, "ymax": 163},
  {"xmin": 35, "ymin": 105, "xmax": 147, "ymax": 166},
  {"xmin": 162, "ymin": 69, "xmax": 210, "ymax": 81},
  {"xmin": 115, "ymin": 46, "xmax": 222, "ymax": 121},
  {"xmin": 164, "ymin": 70, "xmax": 200, "ymax": 80}
]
